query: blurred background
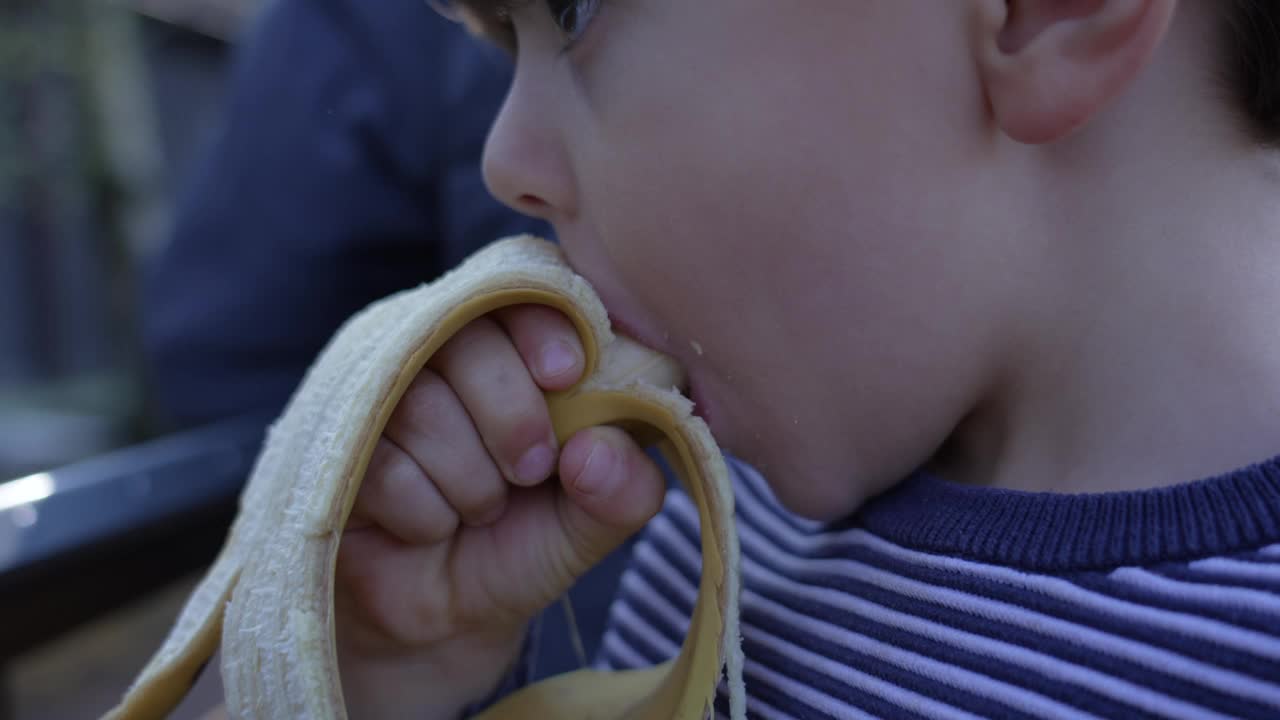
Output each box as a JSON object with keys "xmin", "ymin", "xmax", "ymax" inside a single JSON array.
[
  {"xmin": 0, "ymin": 0, "xmax": 248, "ymax": 479},
  {"xmin": 1, "ymin": 3, "xmax": 599, "ymax": 717},
  {"xmin": 1, "ymin": 0, "xmax": 253, "ymax": 716}
]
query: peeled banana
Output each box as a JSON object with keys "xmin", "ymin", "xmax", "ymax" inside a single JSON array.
[{"xmin": 103, "ymin": 236, "xmax": 744, "ymax": 719}]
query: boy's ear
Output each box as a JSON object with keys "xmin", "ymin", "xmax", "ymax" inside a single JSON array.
[{"xmin": 979, "ymin": 0, "xmax": 1177, "ymax": 144}]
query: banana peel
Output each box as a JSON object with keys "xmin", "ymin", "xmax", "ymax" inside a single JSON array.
[{"xmin": 103, "ymin": 236, "xmax": 745, "ymax": 719}]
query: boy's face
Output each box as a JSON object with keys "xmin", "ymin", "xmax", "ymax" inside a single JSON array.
[{"xmin": 483, "ymin": 0, "xmax": 1014, "ymax": 519}]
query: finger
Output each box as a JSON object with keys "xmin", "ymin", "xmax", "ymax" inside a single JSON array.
[
  {"xmin": 429, "ymin": 317, "xmax": 557, "ymax": 487},
  {"xmin": 494, "ymin": 305, "xmax": 585, "ymax": 391},
  {"xmin": 554, "ymin": 426, "xmax": 666, "ymax": 573},
  {"xmin": 351, "ymin": 438, "xmax": 459, "ymax": 544},
  {"xmin": 419, "ymin": 428, "xmax": 664, "ymax": 627},
  {"xmin": 385, "ymin": 368, "xmax": 508, "ymax": 526},
  {"xmin": 336, "ymin": 528, "xmax": 449, "ymax": 649}
]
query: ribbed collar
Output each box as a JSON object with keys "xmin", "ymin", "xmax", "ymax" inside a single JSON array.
[{"xmin": 856, "ymin": 454, "xmax": 1280, "ymax": 571}]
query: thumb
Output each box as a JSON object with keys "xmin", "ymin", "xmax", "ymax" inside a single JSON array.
[{"xmin": 554, "ymin": 426, "xmax": 666, "ymax": 574}]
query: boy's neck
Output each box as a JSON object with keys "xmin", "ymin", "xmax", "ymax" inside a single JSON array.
[{"xmin": 934, "ymin": 125, "xmax": 1280, "ymax": 496}]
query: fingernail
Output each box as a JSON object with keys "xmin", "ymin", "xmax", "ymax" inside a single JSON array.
[
  {"xmin": 539, "ymin": 340, "xmax": 580, "ymax": 380},
  {"xmin": 571, "ymin": 439, "xmax": 617, "ymax": 496},
  {"xmin": 515, "ymin": 443, "xmax": 555, "ymax": 485}
]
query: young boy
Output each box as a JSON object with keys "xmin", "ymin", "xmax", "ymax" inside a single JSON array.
[{"xmin": 333, "ymin": 1, "xmax": 1280, "ymax": 717}]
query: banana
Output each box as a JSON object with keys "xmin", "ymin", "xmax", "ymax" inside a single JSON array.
[{"xmin": 103, "ymin": 236, "xmax": 745, "ymax": 720}]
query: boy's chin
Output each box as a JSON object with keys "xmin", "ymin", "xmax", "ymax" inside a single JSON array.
[
  {"xmin": 734, "ymin": 451, "xmax": 870, "ymax": 523},
  {"xmin": 776, "ymin": 487, "xmax": 868, "ymax": 523}
]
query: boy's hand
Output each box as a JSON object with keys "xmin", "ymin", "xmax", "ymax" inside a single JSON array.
[{"xmin": 334, "ymin": 305, "xmax": 666, "ymax": 720}]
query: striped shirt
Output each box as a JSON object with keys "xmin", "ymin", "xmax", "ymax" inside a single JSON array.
[{"xmin": 596, "ymin": 456, "xmax": 1280, "ymax": 719}]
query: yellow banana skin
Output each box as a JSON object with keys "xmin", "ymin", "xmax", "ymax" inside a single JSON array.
[{"xmin": 103, "ymin": 236, "xmax": 744, "ymax": 720}]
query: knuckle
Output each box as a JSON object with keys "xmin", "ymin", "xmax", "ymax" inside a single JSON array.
[
  {"xmin": 358, "ymin": 447, "xmax": 403, "ymax": 510},
  {"xmin": 496, "ymin": 411, "xmax": 551, "ymax": 461},
  {"xmin": 361, "ymin": 442, "xmax": 400, "ymax": 497},
  {"xmin": 421, "ymin": 513, "xmax": 459, "ymax": 544},
  {"xmin": 467, "ymin": 365, "xmax": 549, "ymax": 458},
  {"xmin": 378, "ymin": 449, "xmax": 422, "ymax": 498},
  {"xmin": 411, "ymin": 490, "xmax": 461, "ymax": 543},
  {"xmin": 397, "ymin": 369, "xmax": 460, "ymax": 435},
  {"xmin": 466, "ymin": 475, "xmax": 509, "ymax": 519},
  {"xmin": 444, "ymin": 453, "xmax": 505, "ymax": 508},
  {"xmin": 436, "ymin": 317, "xmax": 500, "ymax": 366},
  {"xmin": 459, "ymin": 493, "xmax": 506, "ymax": 526},
  {"xmin": 443, "ymin": 458, "xmax": 507, "ymax": 521}
]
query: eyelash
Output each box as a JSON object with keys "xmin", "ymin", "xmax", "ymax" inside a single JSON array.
[
  {"xmin": 546, "ymin": 0, "xmax": 603, "ymax": 48},
  {"xmin": 482, "ymin": 0, "xmax": 603, "ymax": 55}
]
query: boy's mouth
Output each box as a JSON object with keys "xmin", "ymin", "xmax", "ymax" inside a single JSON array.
[
  {"xmin": 687, "ymin": 377, "xmax": 712, "ymax": 424},
  {"xmin": 606, "ymin": 310, "xmax": 708, "ymax": 416},
  {"xmin": 606, "ymin": 311, "xmax": 668, "ymax": 360},
  {"xmin": 603, "ymin": 308, "xmax": 717, "ymax": 430}
]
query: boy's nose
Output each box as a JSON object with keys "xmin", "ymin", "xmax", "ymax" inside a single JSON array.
[{"xmin": 483, "ymin": 81, "xmax": 576, "ymax": 221}]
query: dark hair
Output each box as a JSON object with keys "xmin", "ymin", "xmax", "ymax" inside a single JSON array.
[{"xmin": 1223, "ymin": 0, "xmax": 1280, "ymax": 145}]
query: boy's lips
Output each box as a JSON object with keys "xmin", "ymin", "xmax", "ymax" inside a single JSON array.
[
  {"xmin": 687, "ymin": 376, "xmax": 713, "ymax": 424},
  {"xmin": 606, "ymin": 310, "xmax": 701, "ymax": 392},
  {"xmin": 606, "ymin": 311, "xmax": 705, "ymax": 408},
  {"xmin": 603, "ymin": 309, "xmax": 715, "ymax": 427},
  {"xmin": 605, "ymin": 312, "xmax": 669, "ymax": 362}
]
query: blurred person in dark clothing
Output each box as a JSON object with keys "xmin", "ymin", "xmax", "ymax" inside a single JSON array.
[
  {"xmin": 143, "ymin": 0, "xmax": 544, "ymax": 428},
  {"xmin": 135, "ymin": 0, "xmax": 626, "ymax": 684}
]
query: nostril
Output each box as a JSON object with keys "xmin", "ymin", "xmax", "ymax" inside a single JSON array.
[{"xmin": 519, "ymin": 194, "xmax": 550, "ymax": 212}]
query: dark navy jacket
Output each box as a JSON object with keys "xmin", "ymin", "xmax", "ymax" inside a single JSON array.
[
  {"xmin": 140, "ymin": 0, "xmax": 623, "ymax": 683},
  {"xmin": 143, "ymin": 0, "xmax": 546, "ymax": 426}
]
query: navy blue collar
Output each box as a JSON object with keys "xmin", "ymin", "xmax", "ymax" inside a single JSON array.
[{"xmin": 856, "ymin": 454, "xmax": 1280, "ymax": 571}]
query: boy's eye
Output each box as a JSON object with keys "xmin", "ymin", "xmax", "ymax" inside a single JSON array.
[{"xmin": 546, "ymin": 0, "xmax": 602, "ymax": 44}]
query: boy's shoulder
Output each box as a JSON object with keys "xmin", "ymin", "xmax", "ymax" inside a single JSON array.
[{"xmin": 597, "ymin": 456, "xmax": 1280, "ymax": 718}]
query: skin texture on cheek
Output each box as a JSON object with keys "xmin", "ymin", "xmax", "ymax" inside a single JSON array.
[{"xmin": 547, "ymin": 0, "xmax": 1006, "ymax": 520}]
